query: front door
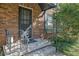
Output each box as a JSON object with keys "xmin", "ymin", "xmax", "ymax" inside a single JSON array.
[{"xmin": 19, "ymin": 7, "xmax": 32, "ymax": 38}]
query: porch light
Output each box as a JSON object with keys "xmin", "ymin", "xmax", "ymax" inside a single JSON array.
[
  {"xmin": 38, "ymin": 3, "xmax": 57, "ymax": 11},
  {"xmin": 38, "ymin": 3, "xmax": 57, "ymax": 17}
]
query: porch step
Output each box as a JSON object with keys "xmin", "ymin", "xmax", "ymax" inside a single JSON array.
[
  {"xmin": 24, "ymin": 45, "xmax": 65, "ymax": 56},
  {"xmin": 3, "ymin": 39, "xmax": 52, "ymax": 56},
  {"xmin": 24, "ymin": 45, "xmax": 56, "ymax": 56}
]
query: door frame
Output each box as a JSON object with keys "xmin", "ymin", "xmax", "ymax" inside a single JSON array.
[{"xmin": 18, "ymin": 5, "xmax": 33, "ymax": 38}]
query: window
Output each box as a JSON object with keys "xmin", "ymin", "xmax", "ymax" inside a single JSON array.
[{"xmin": 45, "ymin": 11, "xmax": 53, "ymax": 33}]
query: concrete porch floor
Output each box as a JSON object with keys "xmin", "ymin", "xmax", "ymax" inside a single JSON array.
[{"xmin": 3, "ymin": 39, "xmax": 65, "ymax": 56}]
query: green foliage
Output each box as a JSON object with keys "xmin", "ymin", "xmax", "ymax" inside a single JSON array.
[
  {"xmin": 56, "ymin": 4, "xmax": 79, "ymax": 31},
  {"xmin": 52, "ymin": 3, "xmax": 79, "ymax": 56}
]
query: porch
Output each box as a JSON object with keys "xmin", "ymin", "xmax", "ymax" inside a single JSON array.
[
  {"xmin": 3, "ymin": 38, "xmax": 56, "ymax": 56},
  {"xmin": 3, "ymin": 38, "xmax": 65, "ymax": 56},
  {"xmin": 1, "ymin": 3, "xmax": 65, "ymax": 56}
]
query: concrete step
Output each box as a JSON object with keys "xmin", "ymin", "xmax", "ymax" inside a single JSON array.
[
  {"xmin": 3, "ymin": 39, "xmax": 52, "ymax": 56},
  {"xmin": 24, "ymin": 45, "xmax": 65, "ymax": 56},
  {"xmin": 24, "ymin": 45, "xmax": 56, "ymax": 56}
]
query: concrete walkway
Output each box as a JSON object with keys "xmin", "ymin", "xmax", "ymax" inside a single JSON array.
[
  {"xmin": 24, "ymin": 45, "xmax": 65, "ymax": 56},
  {"xmin": 3, "ymin": 39, "xmax": 65, "ymax": 56}
]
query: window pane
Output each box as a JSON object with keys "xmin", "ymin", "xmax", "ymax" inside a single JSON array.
[{"xmin": 45, "ymin": 11, "xmax": 53, "ymax": 33}]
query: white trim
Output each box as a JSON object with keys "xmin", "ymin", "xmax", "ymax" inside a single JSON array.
[{"xmin": 19, "ymin": 4, "xmax": 33, "ymax": 10}]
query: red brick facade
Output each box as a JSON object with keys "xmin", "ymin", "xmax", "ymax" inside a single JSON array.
[{"xmin": 0, "ymin": 3, "xmax": 54, "ymax": 45}]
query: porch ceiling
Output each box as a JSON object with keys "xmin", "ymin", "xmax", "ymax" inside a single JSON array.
[{"xmin": 38, "ymin": 3, "xmax": 57, "ymax": 11}]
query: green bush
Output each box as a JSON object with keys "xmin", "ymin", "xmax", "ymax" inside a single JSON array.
[
  {"xmin": 50, "ymin": 35, "xmax": 79, "ymax": 56},
  {"xmin": 50, "ymin": 4, "xmax": 79, "ymax": 56}
]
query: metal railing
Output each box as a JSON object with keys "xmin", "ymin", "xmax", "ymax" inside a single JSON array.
[{"xmin": 3, "ymin": 25, "xmax": 32, "ymax": 56}]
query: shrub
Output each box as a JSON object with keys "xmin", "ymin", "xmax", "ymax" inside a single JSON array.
[{"xmin": 51, "ymin": 4, "xmax": 79, "ymax": 55}]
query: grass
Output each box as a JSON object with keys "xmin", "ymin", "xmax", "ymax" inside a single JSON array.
[{"xmin": 50, "ymin": 36, "xmax": 79, "ymax": 56}]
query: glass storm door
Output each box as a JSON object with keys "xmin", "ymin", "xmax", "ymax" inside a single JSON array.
[{"xmin": 19, "ymin": 7, "xmax": 32, "ymax": 38}]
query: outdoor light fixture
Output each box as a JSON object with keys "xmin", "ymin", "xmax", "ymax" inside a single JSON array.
[
  {"xmin": 38, "ymin": 3, "xmax": 57, "ymax": 11},
  {"xmin": 38, "ymin": 3, "xmax": 57, "ymax": 17}
]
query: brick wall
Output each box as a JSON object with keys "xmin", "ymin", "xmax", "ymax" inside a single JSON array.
[
  {"xmin": 0, "ymin": 4, "xmax": 19, "ymax": 45},
  {"xmin": 0, "ymin": 3, "xmax": 55, "ymax": 45},
  {"xmin": 0, "ymin": 3, "xmax": 42, "ymax": 45}
]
